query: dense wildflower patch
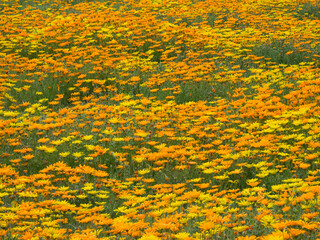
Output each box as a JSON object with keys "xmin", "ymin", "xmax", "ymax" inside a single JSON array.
[{"xmin": 1, "ymin": 0, "xmax": 320, "ymax": 239}]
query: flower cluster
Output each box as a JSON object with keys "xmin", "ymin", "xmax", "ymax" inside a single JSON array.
[{"xmin": 1, "ymin": 0, "xmax": 320, "ymax": 239}]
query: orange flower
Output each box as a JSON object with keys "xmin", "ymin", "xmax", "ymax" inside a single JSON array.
[{"xmin": 68, "ymin": 176, "xmax": 81, "ymax": 184}]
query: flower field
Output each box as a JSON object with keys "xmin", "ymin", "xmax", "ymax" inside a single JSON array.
[{"xmin": 1, "ymin": 0, "xmax": 320, "ymax": 239}]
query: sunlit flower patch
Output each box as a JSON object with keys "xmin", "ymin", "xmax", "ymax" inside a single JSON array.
[{"xmin": 1, "ymin": 0, "xmax": 320, "ymax": 239}]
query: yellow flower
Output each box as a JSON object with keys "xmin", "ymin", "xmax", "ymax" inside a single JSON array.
[
  {"xmin": 134, "ymin": 156, "xmax": 145, "ymax": 163},
  {"xmin": 76, "ymin": 194, "xmax": 87, "ymax": 199},
  {"xmin": 260, "ymin": 231, "xmax": 288, "ymax": 240},
  {"xmin": 102, "ymin": 129, "xmax": 114, "ymax": 135},
  {"xmin": 82, "ymin": 135, "xmax": 93, "ymax": 140},
  {"xmin": 2, "ymin": 111, "xmax": 20, "ymax": 117},
  {"xmin": 175, "ymin": 232, "xmax": 190, "ymax": 239},
  {"xmin": 96, "ymin": 193, "xmax": 109, "ymax": 199},
  {"xmin": 203, "ymin": 168, "xmax": 215, "ymax": 174},
  {"xmin": 134, "ymin": 130, "xmax": 149, "ymax": 137},
  {"xmin": 59, "ymin": 152, "xmax": 70, "ymax": 157},
  {"xmin": 37, "ymin": 145, "xmax": 57, "ymax": 153},
  {"xmin": 109, "ymin": 117, "xmax": 120, "ymax": 124},
  {"xmin": 260, "ymin": 215, "xmax": 278, "ymax": 228},
  {"xmin": 82, "ymin": 183, "xmax": 94, "ymax": 191},
  {"xmin": 84, "ymin": 145, "xmax": 95, "ymax": 151},
  {"xmin": 247, "ymin": 178, "xmax": 261, "ymax": 187},
  {"xmin": 139, "ymin": 234, "xmax": 161, "ymax": 240},
  {"xmin": 72, "ymin": 152, "xmax": 83, "ymax": 158},
  {"xmin": 138, "ymin": 168, "xmax": 151, "ymax": 175},
  {"xmin": 233, "ymin": 225, "xmax": 250, "ymax": 232}
]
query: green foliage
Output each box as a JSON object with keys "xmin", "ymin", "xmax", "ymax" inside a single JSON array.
[
  {"xmin": 295, "ymin": 1, "xmax": 320, "ymax": 20},
  {"xmin": 252, "ymin": 39, "xmax": 319, "ymax": 65},
  {"xmin": 175, "ymin": 81, "xmax": 214, "ymax": 104}
]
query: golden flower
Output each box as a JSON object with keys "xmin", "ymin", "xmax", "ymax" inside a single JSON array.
[
  {"xmin": 260, "ymin": 215, "xmax": 278, "ymax": 228},
  {"xmin": 59, "ymin": 152, "xmax": 70, "ymax": 157},
  {"xmin": 233, "ymin": 225, "xmax": 250, "ymax": 232},
  {"xmin": 22, "ymin": 154, "xmax": 34, "ymax": 160},
  {"xmin": 72, "ymin": 152, "xmax": 83, "ymax": 158},
  {"xmin": 139, "ymin": 234, "xmax": 161, "ymax": 240},
  {"xmin": 68, "ymin": 176, "xmax": 81, "ymax": 184}
]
